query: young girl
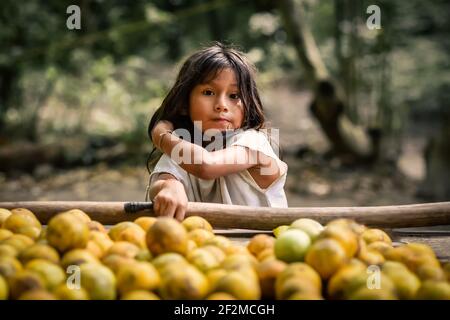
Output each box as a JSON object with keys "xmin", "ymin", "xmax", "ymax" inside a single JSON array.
[{"xmin": 147, "ymin": 42, "xmax": 288, "ymax": 220}]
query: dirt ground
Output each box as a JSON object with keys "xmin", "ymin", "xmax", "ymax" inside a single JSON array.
[{"xmin": 0, "ymin": 84, "xmax": 424, "ymax": 207}]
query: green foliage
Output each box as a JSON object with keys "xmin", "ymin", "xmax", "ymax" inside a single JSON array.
[
  {"xmin": 1, "ymin": 0, "xmax": 449, "ymax": 153},
  {"xmin": 34, "ymin": 51, "xmax": 167, "ymax": 145}
]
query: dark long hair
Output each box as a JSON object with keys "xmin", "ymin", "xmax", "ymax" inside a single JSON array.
[{"xmin": 146, "ymin": 42, "xmax": 267, "ymax": 173}]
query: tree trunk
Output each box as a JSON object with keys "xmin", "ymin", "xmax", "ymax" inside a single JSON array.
[
  {"xmin": 0, "ymin": 141, "xmax": 65, "ymax": 173},
  {"xmin": 277, "ymin": 0, "xmax": 378, "ymax": 163},
  {"xmin": 0, "ymin": 66, "xmax": 19, "ymax": 134},
  {"xmin": 418, "ymin": 114, "xmax": 450, "ymax": 201},
  {"xmin": 276, "ymin": 0, "xmax": 328, "ymax": 85}
]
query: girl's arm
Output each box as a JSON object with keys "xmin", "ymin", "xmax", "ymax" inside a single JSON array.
[
  {"xmin": 148, "ymin": 173, "xmax": 188, "ymax": 221},
  {"xmin": 152, "ymin": 121, "xmax": 282, "ymax": 187}
]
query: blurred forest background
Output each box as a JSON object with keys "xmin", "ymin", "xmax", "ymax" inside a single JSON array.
[{"xmin": 0, "ymin": 0, "xmax": 449, "ymax": 206}]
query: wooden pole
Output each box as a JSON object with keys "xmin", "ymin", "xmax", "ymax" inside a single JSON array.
[{"xmin": 1, "ymin": 201, "xmax": 450, "ymax": 229}]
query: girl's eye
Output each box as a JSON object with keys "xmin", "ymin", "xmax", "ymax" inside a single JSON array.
[
  {"xmin": 202, "ymin": 90, "xmax": 214, "ymax": 96},
  {"xmin": 229, "ymin": 93, "xmax": 240, "ymax": 100}
]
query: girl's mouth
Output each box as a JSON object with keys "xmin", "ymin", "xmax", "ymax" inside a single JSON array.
[
  {"xmin": 214, "ymin": 119, "xmax": 233, "ymax": 131},
  {"xmin": 215, "ymin": 119, "xmax": 230, "ymax": 124},
  {"xmin": 213, "ymin": 117, "xmax": 231, "ymax": 124}
]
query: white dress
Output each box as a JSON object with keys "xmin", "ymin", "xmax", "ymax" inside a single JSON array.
[{"xmin": 148, "ymin": 129, "xmax": 288, "ymax": 208}]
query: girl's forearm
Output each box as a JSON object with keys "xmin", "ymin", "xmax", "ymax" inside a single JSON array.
[
  {"xmin": 159, "ymin": 134, "xmax": 255, "ymax": 179},
  {"xmin": 159, "ymin": 133, "xmax": 213, "ymax": 178}
]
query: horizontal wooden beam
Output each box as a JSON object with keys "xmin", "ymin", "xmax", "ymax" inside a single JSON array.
[{"xmin": 1, "ymin": 201, "xmax": 450, "ymax": 230}]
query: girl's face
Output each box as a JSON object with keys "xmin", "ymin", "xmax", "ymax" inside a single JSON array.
[{"xmin": 189, "ymin": 68, "xmax": 244, "ymax": 133}]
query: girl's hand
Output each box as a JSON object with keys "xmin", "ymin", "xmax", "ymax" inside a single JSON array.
[{"xmin": 152, "ymin": 179, "xmax": 188, "ymax": 221}]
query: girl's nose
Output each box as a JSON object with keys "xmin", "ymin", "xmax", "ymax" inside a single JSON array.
[{"xmin": 214, "ymin": 97, "xmax": 228, "ymax": 112}]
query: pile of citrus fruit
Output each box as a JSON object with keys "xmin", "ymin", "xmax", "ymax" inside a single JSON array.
[{"xmin": 0, "ymin": 207, "xmax": 449, "ymax": 300}]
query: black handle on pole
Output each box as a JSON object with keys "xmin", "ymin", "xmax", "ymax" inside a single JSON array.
[{"xmin": 124, "ymin": 201, "xmax": 154, "ymax": 213}]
